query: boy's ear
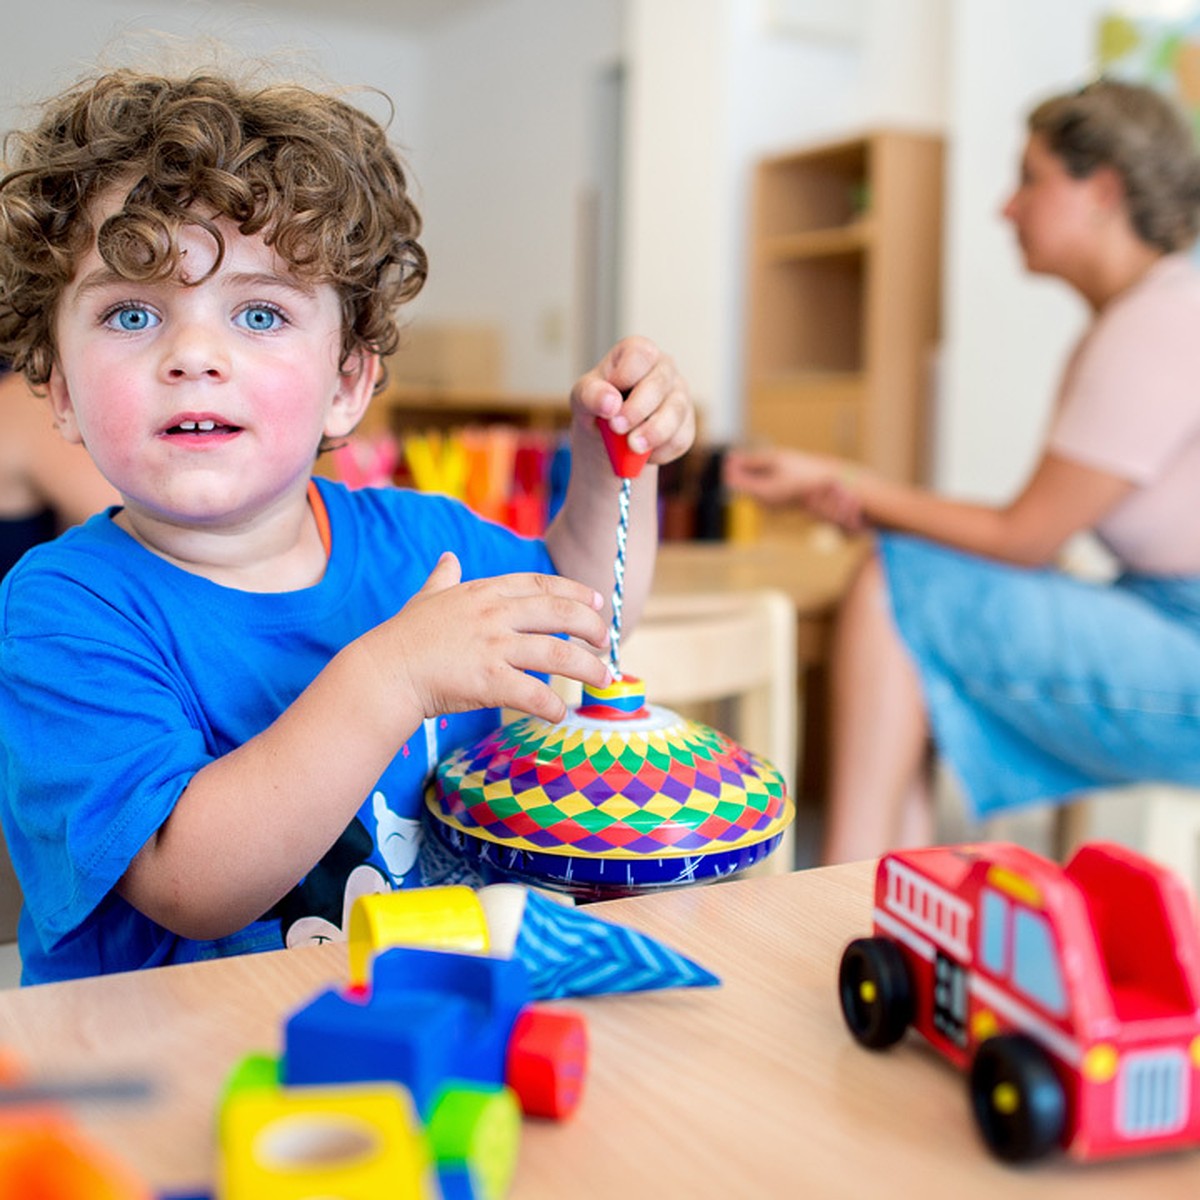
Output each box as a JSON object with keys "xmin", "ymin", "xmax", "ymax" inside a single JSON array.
[
  {"xmin": 325, "ymin": 350, "xmax": 379, "ymax": 439},
  {"xmin": 47, "ymin": 366, "xmax": 84, "ymax": 445}
]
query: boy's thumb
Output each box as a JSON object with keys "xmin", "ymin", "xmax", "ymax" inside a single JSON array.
[{"xmin": 420, "ymin": 551, "xmax": 462, "ymax": 594}]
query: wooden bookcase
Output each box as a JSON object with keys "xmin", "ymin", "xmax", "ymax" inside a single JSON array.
[
  {"xmin": 744, "ymin": 130, "xmax": 944, "ymax": 485},
  {"xmin": 348, "ymin": 324, "xmax": 573, "ymax": 439},
  {"xmin": 362, "ymin": 384, "xmax": 570, "ymax": 439}
]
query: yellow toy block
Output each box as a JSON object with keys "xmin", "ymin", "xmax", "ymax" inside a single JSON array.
[
  {"xmin": 348, "ymin": 886, "xmax": 490, "ymax": 988},
  {"xmin": 218, "ymin": 1082, "xmax": 436, "ymax": 1200}
]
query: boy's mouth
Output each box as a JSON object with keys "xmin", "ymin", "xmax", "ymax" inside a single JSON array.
[{"xmin": 164, "ymin": 418, "xmax": 241, "ymax": 436}]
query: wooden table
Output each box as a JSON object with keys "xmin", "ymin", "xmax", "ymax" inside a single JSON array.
[{"xmin": 2, "ymin": 864, "xmax": 1197, "ymax": 1197}]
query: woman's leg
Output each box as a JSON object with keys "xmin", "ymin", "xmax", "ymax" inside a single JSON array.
[{"xmin": 820, "ymin": 551, "xmax": 933, "ymax": 864}]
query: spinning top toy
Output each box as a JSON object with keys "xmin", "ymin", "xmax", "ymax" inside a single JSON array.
[{"xmin": 426, "ymin": 422, "xmax": 794, "ymax": 898}]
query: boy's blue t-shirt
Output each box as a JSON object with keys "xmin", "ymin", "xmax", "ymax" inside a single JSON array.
[{"xmin": 0, "ymin": 478, "xmax": 555, "ymax": 985}]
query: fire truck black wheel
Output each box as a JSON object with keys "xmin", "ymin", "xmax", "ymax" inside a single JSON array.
[
  {"xmin": 837, "ymin": 937, "xmax": 914, "ymax": 1050},
  {"xmin": 969, "ymin": 1034, "xmax": 1065, "ymax": 1163}
]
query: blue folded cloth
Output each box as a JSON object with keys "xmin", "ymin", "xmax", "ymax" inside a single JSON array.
[{"xmin": 513, "ymin": 890, "xmax": 720, "ymax": 999}]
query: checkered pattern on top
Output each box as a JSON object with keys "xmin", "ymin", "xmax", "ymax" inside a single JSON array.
[{"xmin": 428, "ymin": 706, "xmax": 790, "ymax": 859}]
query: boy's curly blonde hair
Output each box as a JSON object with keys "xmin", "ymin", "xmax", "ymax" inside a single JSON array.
[{"xmin": 0, "ymin": 68, "xmax": 428, "ymax": 386}]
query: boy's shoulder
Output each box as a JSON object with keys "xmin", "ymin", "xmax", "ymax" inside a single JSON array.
[
  {"xmin": 0, "ymin": 511, "xmax": 149, "ymax": 637},
  {"xmin": 3, "ymin": 508, "xmax": 128, "ymax": 588}
]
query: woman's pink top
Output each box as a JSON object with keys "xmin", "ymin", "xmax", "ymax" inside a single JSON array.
[{"xmin": 1049, "ymin": 253, "xmax": 1200, "ymax": 574}]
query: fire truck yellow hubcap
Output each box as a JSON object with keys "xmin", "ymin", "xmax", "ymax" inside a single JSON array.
[
  {"xmin": 991, "ymin": 1083, "xmax": 1020, "ymax": 1116},
  {"xmin": 859, "ymin": 981, "xmax": 878, "ymax": 1004}
]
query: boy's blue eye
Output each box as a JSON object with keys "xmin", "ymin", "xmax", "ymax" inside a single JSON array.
[
  {"xmin": 236, "ymin": 306, "xmax": 284, "ymax": 332},
  {"xmin": 105, "ymin": 306, "xmax": 159, "ymax": 332}
]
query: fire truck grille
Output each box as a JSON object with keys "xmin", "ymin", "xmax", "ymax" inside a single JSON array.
[{"xmin": 1117, "ymin": 1048, "xmax": 1188, "ymax": 1139}]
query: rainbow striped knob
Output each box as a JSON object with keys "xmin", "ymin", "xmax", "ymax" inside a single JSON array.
[{"xmin": 576, "ymin": 675, "xmax": 650, "ymax": 721}]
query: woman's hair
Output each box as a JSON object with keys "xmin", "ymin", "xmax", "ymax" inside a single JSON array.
[
  {"xmin": 0, "ymin": 68, "xmax": 428, "ymax": 385},
  {"xmin": 1029, "ymin": 78, "xmax": 1200, "ymax": 253}
]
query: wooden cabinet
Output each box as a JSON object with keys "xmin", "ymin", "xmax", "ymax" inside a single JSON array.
[
  {"xmin": 744, "ymin": 131, "xmax": 943, "ymax": 483},
  {"xmin": 362, "ymin": 384, "xmax": 570, "ymax": 439},
  {"xmin": 351, "ymin": 324, "xmax": 572, "ymax": 439}
]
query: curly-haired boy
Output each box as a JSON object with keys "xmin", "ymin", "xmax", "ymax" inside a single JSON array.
[{"xmin": 0, "ymin": 68, "xmax": 695, "ymax": 984}]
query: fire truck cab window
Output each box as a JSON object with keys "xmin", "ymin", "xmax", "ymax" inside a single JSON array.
[
  {"xmin": 979, "ymin": 889, "xmax": 1008, "ymax": 974},
  {"xmin": 1011, "ymin": 908, "xmax": 1067, "ymax": 1016}
]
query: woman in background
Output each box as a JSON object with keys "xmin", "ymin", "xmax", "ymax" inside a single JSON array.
[
  {"xmin": 0, "ymin": 366, "xmax": 117, "ymax": 578},
  {"xmin": 726, "ymin": 80, "xmax": 1200, "ymax": 863}
]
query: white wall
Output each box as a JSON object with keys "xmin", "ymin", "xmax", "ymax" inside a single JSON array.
[
  {"xmin": 938, "ymin": 0, "xmax": 1109, "ymax": 500},
  {"xmin": 622, "ymin": 0, "xmax": 949, "ymax": 440},
  {"xmin": 625, "ymin": 0, "xmax": 1122, "ymax": 492},
  {"xmin": 413, "ymin": 0, "xmax": 622, "ymax": 391},
  {"xmin": 619, "ymin": 0, "xmax": 732, "ymax": 430},
  {"xmin": 2, "ymin": 4, "xmax": 428, "ymax": 148}
]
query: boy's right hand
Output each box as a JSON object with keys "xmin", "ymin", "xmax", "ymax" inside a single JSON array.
[{"xmin": 372, "ymin": 552, "xmax": 612, "ymax": 728}]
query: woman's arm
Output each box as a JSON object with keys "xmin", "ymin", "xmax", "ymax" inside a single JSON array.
[{"xmin": 725, "ymin": 446, "xmax": 1134, "ymax": 567}]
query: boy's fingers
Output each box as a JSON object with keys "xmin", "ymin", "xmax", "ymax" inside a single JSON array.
[
  {"xmin": 531, "ymin": 638, "xmax": 613, "ymax": 688},
  {"xmin": 625, "ymin": 391, "xmax": 695, "ymax": 462},
  {"xmin": 492, "ymin": 572, "xmax": 605, "ymax": 611},
  {"xmin": 571, "ymin": 336, "xmax": 668, "ymax": 425},
  {"xmin": 501, "ymin": 640, "xmax": 613, "ymax": 719},
  {"xmin": 417, "ymin": 551, "xmax": 462, "ymax": 595},
  {"xmin": 509, "ymin": 595, "xmax": 610, "ymax": 651},
  {"xmin": 570, "ymin": 374, "xmax": 623, "ymax": 422},
  {"xmin": 600, "ymin": 335, "xmax": 661, "ymax": 392},
  {"xmin": 608, "ymin": 364, "xmax": 681, "ymax": 438},
  {"xmin": 500, "ymin": 672, "xmax": 568, "ymax": 725}
]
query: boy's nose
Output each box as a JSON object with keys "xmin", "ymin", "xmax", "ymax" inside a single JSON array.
[{"xmin": 160, "ymin": 325, "xmax": 230, "ymax": 381}]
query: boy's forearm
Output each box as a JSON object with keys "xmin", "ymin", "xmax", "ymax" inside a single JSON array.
[{"xmin": 117, "ymin": 638, "xmax": 424, "ymax": 939}]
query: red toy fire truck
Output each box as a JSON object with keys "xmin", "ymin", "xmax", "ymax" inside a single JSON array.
[{"xmin": 838, "ymin": 840, "xmax": 1200, "ymax": 1163}]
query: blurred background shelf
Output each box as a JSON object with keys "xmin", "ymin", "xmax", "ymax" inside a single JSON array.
[
  {"xmin": 355, "ymin": 322, "xmax": 571, "ymax": 439},
  {"xmin": 369, "ymin": 384, "xmax": 571, "ymax": 436},
  {"xmin": 745, "ymin": 129, "xmax": 944, "ymax": 503}
]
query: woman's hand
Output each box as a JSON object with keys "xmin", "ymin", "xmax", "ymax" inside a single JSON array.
[{"xmin": 724, "ymin": 446, "xmax": 868, "ymax": 532}]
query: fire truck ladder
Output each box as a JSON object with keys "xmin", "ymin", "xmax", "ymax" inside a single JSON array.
[{"xmin": 881, "ymin": 857, "xmax": 973, "ymax": 963}]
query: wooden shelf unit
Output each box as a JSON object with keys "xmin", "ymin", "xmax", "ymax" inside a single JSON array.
[
  {"xmin": 745, "ymin": 130, "xmax": 944, "ymax": 483},
  {"xmin": 348, "ymin": 326, "xmax": 573, "ymax": 439},
  {"xmin": 356, "ymin": 383, "xmax": 571, "ymax": 440}
]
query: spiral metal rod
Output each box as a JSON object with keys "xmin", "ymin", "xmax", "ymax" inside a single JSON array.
[{"xmin": 609, "ymin": 476, "xmax": 632, "ymax": 677}]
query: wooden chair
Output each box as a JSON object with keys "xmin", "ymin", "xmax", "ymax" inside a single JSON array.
[
  {"xmin": 1140, "ymin": 786, "xmax": 1200, "ymax": 896},
  {"xmin": 1003, "ymin": 785, "xmax": 1200, "ymax": 900},
  {"xmin": 618, "ymin": 588, "xmax": 798, "ymax": 875}
]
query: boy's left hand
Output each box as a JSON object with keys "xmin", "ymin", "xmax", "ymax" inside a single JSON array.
[{"xmin": 570, "ymin": 336, "xmax": 695, "ymax": 466}]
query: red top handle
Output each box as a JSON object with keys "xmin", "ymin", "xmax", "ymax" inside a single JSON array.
[{"xmin": 596, "ymin": 417, "xmax": 652, "ymax": 480}]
